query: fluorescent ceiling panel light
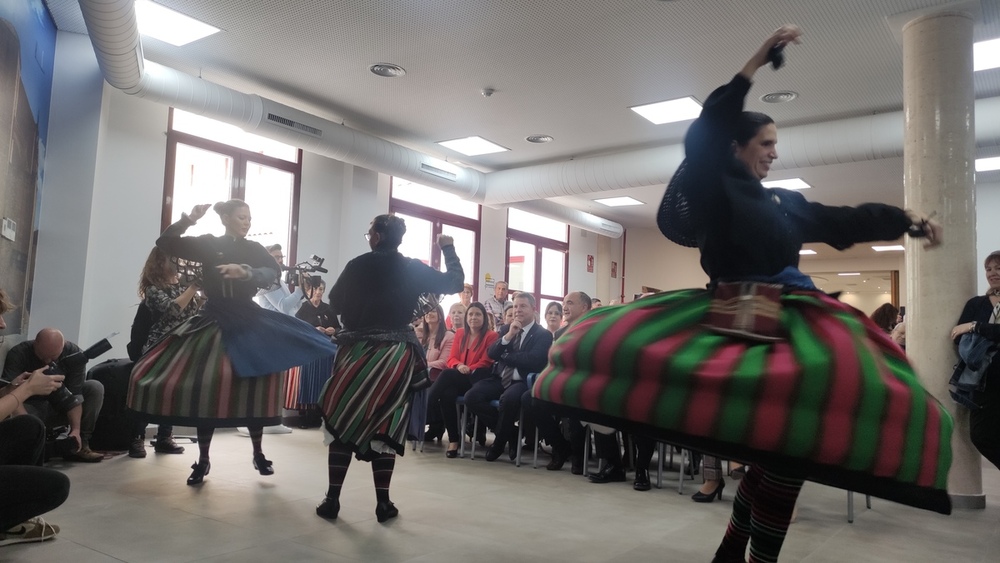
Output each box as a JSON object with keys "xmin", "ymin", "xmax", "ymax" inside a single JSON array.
[
  {"xmin": 976, "ymin": 157, "xmax": 1000, "ymax": 172},
  {"xmin": 872, "ymin": 245, "xmax": 905, "ymax": 252},
  {"xmin": 134, "ymin": 0, "xmax": 220, "ymax": 46},
  {"xmin": 762, "ymin": 178, "xmax": 811, "ymax": 190},
  {"xmin": 799, "ymin": 249, "xmax": 817, "ymax": 255},
  {"xmin": 630, "ymin": 96, "xmax": 702, "ymax": 125},
  {"xmin": 438, "ymin": 136, "xmax": 509, "ymax": 156},
  {"xmin": 838, "ymin": 272, "xmax": 861, "ymax": 276},
  {"xmin": 974, "ymin": 38, "xmax": 1000, "ymax": 72},
  {"xmin": 594, "ymin": 196, "xmax": 644, "ymax": 207}
]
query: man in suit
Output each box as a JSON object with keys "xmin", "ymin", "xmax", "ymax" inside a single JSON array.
[{"xmin": 464, "ymin": 292, "xmax": 553, "ymax": 462}]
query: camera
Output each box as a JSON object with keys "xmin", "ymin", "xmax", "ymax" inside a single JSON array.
[{"xmin": 284, "ymin": 254, "xmax": 328, "ymax": 285}]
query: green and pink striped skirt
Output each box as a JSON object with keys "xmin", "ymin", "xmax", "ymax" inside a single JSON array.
[
  {"xmin": 319, "ymin": 339, "xmax": 424, "ymax": 460},
  {"xmin": 533, "ymin": 288, "xmax": 953, "ymax": 514},
  {"xmin": 129, "ymin": 315, "xmax": 284, "ymax": 427}
]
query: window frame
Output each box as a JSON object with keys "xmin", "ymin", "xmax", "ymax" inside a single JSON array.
[
  {"xmin": 162, "ymin": 108, "xmax": 304, "ymax": 262},
  {"xmin": 505, "ymin": 221, "xmax": 570, "ymax": 310}
]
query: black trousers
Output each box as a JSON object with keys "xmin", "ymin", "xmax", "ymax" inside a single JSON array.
[
  {"xmin": 527, "ymin": 392, "xmax": 585, "ymax": 457},
  {"xmin": 970, "ymin": 378, "xmax": 1000, "ymax": 470},
  {"xmin": 465, "ymin": 376, "xmax": 528, "ymax": 448},
  {"xmin": 426, "ymin": 368, "xmax": 486, "ymax": 443},
  {"xmin": 0, "ymin": 415, "xmax": 71, "ymax": 530}
]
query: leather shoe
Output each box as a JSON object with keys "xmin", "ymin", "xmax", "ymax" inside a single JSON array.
[
  {"xmin": 128, "ymin": 437, "xmax": 147, "ymax": 459},
  {"xmin": 375, "ymin": 501, "xmax": 399, "ymax": 523},
  {"xmin": 316, "ymin": 497, "xmax": 340, "ymax": 519},
  {"xmin": 65, "ymin": 446, "xmax": 103, "ymax": 463},
  {"xmin": 546, "ymin": 447, "xmax": 570, "ymax": 471},
  {"xmin": 153, "ymin": 436, "xmax": 185, "ymax": 454},
  {"xmin": 484, "ymin": 444, "xmax": 504, "ymax": 462},
  {"xmin": 633, "ymin": 468, "xmax": 651, "ymax": 491},
  {"xmin": 570, "ymin": 456, "xmax": 584, "ymax": 475},
  {"xmin": 588, "ymin": 465, "xmax": 626, "ymax": 484},
  {"xmin": 692, "ymin": 480, "xmax": 725, "ymax": 503},
  {"xmin": 508, "ymin": 441, "xmax": 519, "ymax": 461}
]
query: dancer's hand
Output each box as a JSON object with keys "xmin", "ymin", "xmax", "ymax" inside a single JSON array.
[
  {"xmin": 905, "ymin": 210, "xmax": 943, "ymax": 248},
  {"xmin": 741, "ymin": 25, "xmax": 803, "ymax": 79},
  {"xmin": 217, "ymin": 263, "xmax": 251, "ymax": 280},
  {"xmin": 188, "ymin": 204, "xmax": 212, "ymax": 222}
]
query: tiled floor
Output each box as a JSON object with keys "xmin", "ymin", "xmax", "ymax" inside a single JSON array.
[{"xmin": 4, "ymin": 427, "xmax": 998, "ymax": 562}]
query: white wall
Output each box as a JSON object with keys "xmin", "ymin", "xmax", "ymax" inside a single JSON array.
[
  {"xmin": 977, "ymin": 181, "xmax": 1000, "ymax": 294},
  {"xmin": 623, "ymin": 227, "xmax": 706, "ymax": 298},
  {"xmin": 567, "ymin": 227, "xmax": 597, "ymax": 298},
  {"xmin": 477, "ymin": 205, "xmax": 507, "ymax": 301}
]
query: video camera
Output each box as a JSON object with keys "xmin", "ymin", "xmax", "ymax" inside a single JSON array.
[{"xmin": 284, "ymin": 254, "xmax": 328, "ymax": 286}]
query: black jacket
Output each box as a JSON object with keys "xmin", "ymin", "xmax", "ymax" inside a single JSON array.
[{"xmin": 488, "ymin": 322, "xmax": 553, "ymax": 379}]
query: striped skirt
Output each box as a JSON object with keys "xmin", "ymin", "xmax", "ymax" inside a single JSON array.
[
  {"xmin": 319, "ymin": 340, "xmax": 424, "ymax": 460},
  {"xmin": 533, "ymin": 289, "xmax": 953, "ymax": 514},
  {"xmin": 128, "ymin": 315, "xmax": 284, "ymax": 427}
]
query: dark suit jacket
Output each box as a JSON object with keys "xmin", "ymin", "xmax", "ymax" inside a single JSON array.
[{"xmin": 488, "ymin": 322, "xmax": 553, "ymax": 382}]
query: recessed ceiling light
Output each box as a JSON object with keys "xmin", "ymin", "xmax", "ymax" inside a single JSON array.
[
  {"xmin": 525, "ymin": 134, "xmax": 554, "ymax": 144},
  {"xmin": 974, "ymin": 38, "xmax": 1000, "ymax": 72},
  {"xmin": 594, "ymin": 196, "xmax": 644, "ymax": 207},
  {"xmin": 838, "ymin": 272, "xmax": 861, "ymax": 276},
  {"xmin": 134, "ymin": 0, "xmax": 220, "ymax": 47},
  {"xmin": 872, "ymin": 245, "xmax": 905, "ymax": 252},
  {"xmin": 369, "ymin": 63, "xmax": 406, "ymax": 78},
  {"xmin": 976, "ymin": 157, "xmax": 1000, "ymax": 172},
  {"xmin": 630, "ymin": 96, "xmax": 702, "ymax": 125},
  {"xmin": 761, "ymin": 91, "xmax": 798, "ymax": 104},
  {"xmin": 799, "ymin": 249, "xmax": 817, "ymax": 255},
  {"xmin": 762, "ymin": 178, "xmax": 812, "ymax": 190},
  {"xmin": 438, "ymin": 136, "xmax": 508, "ymax": 156}
]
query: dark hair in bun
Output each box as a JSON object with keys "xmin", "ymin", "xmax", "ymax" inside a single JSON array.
[{"xmin": 214, "ymin": 199, "xmax": 248, "ymax": 217}]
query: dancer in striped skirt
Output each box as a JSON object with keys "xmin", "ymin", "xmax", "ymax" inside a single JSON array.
[
  {"xmin": 316, "ymin": 214, "xmax": 464, "ymax": 523},
  {"xmin": 129, "ymin": 201, "xmax": 337, "ymax": 486},
  {"xmin": 533, "ymin": 25, "xmax": 951, "ymax": 563}
]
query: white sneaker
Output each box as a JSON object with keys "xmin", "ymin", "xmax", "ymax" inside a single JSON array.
[
  {"xmin": 0, "ymin": 517, "xmax": 60, "ymax": 547},
  {"xmin": 236, "ymin": 425, "xmax": 292, "ymax": 436}
]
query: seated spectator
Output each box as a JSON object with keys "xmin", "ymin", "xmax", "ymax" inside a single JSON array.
[
  {"xmin": 446, "ymin": 302, "xmax": 466, "ymax": 332},
  {"xmin": 484, "ymin": 280, "xmax": 510, "ymax": 329},
  {"xmin": 465, "ymin": 292, "xmax": 553, "ymax": 462},
  {"xmin": 427, "ymin": 302, "xmax": 499, "ymax": 457},
  {"xmin": 544, "ymin": 301, "xmax": 563, "ymax": 336},
  {"xmin": 292, "ymin": 277, "xmax": 339, "ymax": 426},
  {"xmin": 0, "ymin": 289, "xmax": 70, "ymax": 546},
  {"xmin": 531, "ymin": 291, "xmax": 592, "ymax": 472},
  {"xmin": 499, "ymin": 302, "xmax": 515, "ymax": 332},
  {"xmin": 2, "ymin": 329, "xmax": 105, "ymax": 462},
  {"xmin": 870, "ymin": 303, "xmax": 898, "ymax": 334},
  {"xmin": 591, "ymin": 298, "xmax": 604, "ymax": 308},
  {"xmin": 421, "ymin": 304, "xmax": 454, "ymax": 442},
  {"xmin": 445, "ymin": 284, "xmax": 473, "ymax": 330}
]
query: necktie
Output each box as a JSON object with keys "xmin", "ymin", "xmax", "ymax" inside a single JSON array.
[{"xmin": 500, "ymin": 330, "xmax": 522, "ymax": 388}]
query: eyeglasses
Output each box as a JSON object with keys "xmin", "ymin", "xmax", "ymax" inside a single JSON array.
[{"xmin": 363, "ymin": 232, "xmax": 371, "ymax": 241}]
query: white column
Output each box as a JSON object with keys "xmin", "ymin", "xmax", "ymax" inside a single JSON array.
[{"xmin": 902, "ymin": 10, "xmax": 980, "ymax": 508}]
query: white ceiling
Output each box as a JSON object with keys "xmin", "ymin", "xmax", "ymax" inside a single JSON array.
[{"xmin": 44, "ymin": 0, "xmax": 1000, "ymax": 262}]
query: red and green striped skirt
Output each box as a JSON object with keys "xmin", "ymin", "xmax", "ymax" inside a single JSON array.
[
  {"xmin": 319, "ymin": 339, "xmax": 424, "ymax": 460},
  {"xmin": 128, "ymin": 315, "xmax": 284, "ymax": 427},
  {"xmin": 533, "ymin": 288, "xmax": 953, "ymax": 514}
]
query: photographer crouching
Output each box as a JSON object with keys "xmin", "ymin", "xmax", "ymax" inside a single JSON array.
[{"xmin": 1, "ymin": 329, "xmax": 105, "ymax": 462}]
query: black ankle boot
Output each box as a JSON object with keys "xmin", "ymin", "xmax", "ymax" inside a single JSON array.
[
  {"xmin": 375, "ymin": 501, "xmax": 398, "ymax": 523},
  {"xmin": 316, "ymin": 497, "xmax": 340, "ymax": 519}
]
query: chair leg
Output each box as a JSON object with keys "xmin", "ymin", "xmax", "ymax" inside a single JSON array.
[
  {"xmin": 656, "ymin": 442, "xmax": 664, "ymax": 489},
  {"xmin": 865, "ymin": 495, "xmax": 872, "ymax": 509},
  {"xmin": 458, "ymin": 402, "xmax": 467, "ymax": 459},
  {"xmin": 847, "ymin": 491, "xmax": 855, "ymax": 523},
  {"xmin": 515, "ymin": 407, "xmax": 525, "ymax": 467},
  {"xmin": 533, "ymin": 427, "xmax": 540, "ymax": 469},
  {"xmin": 678, "ymin": 449, "xmax": 687, "ymax": 494},
  {"xmin": 582, "ymin": 426, "xmax": 591, "ymax": 477},
  {"xmin": 471, "ymin": 415, "xmax": 479, "ymax": 460}
]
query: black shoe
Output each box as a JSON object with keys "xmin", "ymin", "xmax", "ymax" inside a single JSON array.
[
  {"xmin": 484, "ymin": 444, "xmax": 504, "ymax": 462},
  {"xmin": 153, "ymin": 435, "xmax": 185, "ymax": 454},
  {"xmin": 692, "ymin": 480, "xmax": 725, "ymax": 503},
  {"xmin": 253, "ymin": 453, "xmax": 274, "ymax": 476},
  {"xmin": 570, "ymin": 456, "xmax": 584, "ymax": 475},
  {"xmin": 588, "ymin": 465, "xmax": 626, "ymax": 484},
  {"xmin": 375, "ymin": 501, "xmax": 399, "ymax": 523},
  {"xmin": 316, "ymin": 497, "xmax": 340, "ymax": 519},
  {"xmin": 445, "ymin": 444, "xmax": 460, "ymax": 458},
  {"xmin": 633, "ymin": 468, "xmax": 651, "ymax": 491},
  {"xmin": 187, "ymin": 460, "xmax": 210, "ymax": 486},
  {"xmin": 508, "ymin": 441, "xmax": 519, "ymax": 461},
  {"xmin": 129, "ymin": 437, "xmax": 147, "ymax": 459},
  {"xmin": 546, "ymin": 446, "xmax": 570, "ymax": 471}
]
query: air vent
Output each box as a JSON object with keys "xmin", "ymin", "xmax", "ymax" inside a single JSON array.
[
  {"xmin": 420, "ymin": 162, "xmax": 457, "ymax": 181},
  {"xmin": 370, "ymin": 63, "xmax": 406, "ymax": 78},
  {"xmin": 266, "ymin": 113, "xmax": 323, "ymax": 137},
  {"xmin": 760, "ymin": 91, "xmax": 798, "ymax": 104}
]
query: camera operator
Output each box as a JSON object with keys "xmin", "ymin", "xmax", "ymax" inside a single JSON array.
[
  {"xmin": 2, "ymin": 329, "xmax": 105, "ymax": 462},
  {"xmin": 255, "ymin": 244, "xmax": 305, "ymax": 315}
]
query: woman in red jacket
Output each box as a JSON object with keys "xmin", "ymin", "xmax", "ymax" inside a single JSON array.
[{"xmin": 426, "ymin": 302, "xmax": 499, "ymax": 458}]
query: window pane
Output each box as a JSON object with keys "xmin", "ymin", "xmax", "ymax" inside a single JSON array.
[
  {"xmin": 395, "ymin": 213, "xmax": 433, "ymax": 266},
  {"xmin": 508, "ymin": 208, "xmax": 568, "ymax": 242},
  {"xmin": 392, "ymin": 178, "xmax": 479, "ymax": 219},
  {"xmin": 540, "ymin": 247, "xmax": 565, "ymax": 297},
  {"xmin": 172, "ymin": 109, "xmax": 299, "ymax": 162},
  {"xmin": 438, "ymin": 224, "xmax": 477, "ymax": 318},
  {"xmin": 244, "ymin": 161, "xmax": 294, "ymax": 253},
  {"xmin": 171, "ymin": 143, "xmax": 233, "ymax": 237},
  {"xmin": 508, "ymin": 240, "xmax": 535, "ymax": 294}
]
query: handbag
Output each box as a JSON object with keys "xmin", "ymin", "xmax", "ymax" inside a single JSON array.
[{"xmin": 702, "ymin": 282, "xmax": 785, "ymax": 342}]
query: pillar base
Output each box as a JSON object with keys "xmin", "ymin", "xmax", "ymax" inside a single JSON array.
[{"xmin": 949, "ymin": 493, "xmax": 986, "ymax": 509}]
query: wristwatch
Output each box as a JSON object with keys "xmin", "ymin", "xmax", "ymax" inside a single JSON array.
[{"xmin": 970, "ymin": 321, "xmax": 978, "ymax": 334}]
